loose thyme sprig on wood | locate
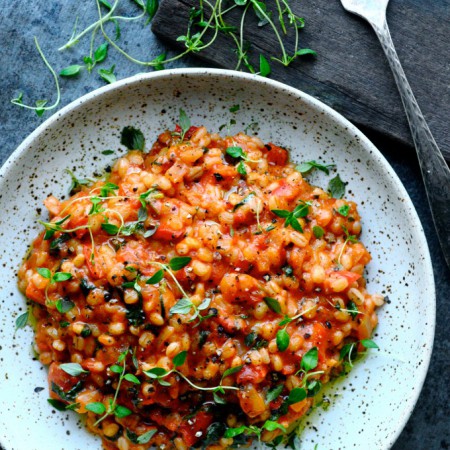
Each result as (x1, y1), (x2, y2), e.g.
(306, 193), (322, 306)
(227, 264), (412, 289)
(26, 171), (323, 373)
(12, 0), (315, 116)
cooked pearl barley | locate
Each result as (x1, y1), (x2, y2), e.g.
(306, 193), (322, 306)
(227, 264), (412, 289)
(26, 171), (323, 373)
(108, 322), (126, 335)
(103, 423), (119, 438)
(372, 293), (385, 306)
(149, 312), (164, 326)
(139, 332), (154, 348)
(330, 277), (349, 292)
(52, 340), (66, 351)
(348, 287), (365, 305)
(18, 127), (380, 449)
(98, 334), (115, 346)
(117, 437), (129, 450)
(124, 289), (139, 305)
(166, 342), (181, 359)
(253, 301), (269, 319)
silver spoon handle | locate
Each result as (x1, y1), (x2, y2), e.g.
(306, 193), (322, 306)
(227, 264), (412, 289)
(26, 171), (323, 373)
(371, 18), (450, 267)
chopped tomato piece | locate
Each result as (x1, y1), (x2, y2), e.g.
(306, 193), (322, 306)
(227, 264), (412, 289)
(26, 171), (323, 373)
(332, 270), (361, 284)
(210, 164), (237, 181)
(269, 396), (284, 411)
(237, 365), (269, 384)
(310, 322), (330, 362)
(153, 224), (185, 241)
(174, 125), (199, 140)
(323, 270), (361, 293)
(25, 282), (45, 305)
(48, 363), (80, 401)
(178, 411), (213, 447)
(83, 245), (105, 279)
(272, 180), (301, 201)
(216, 313), (248, 334)
(233, 207), (256, 226)
(264, 143), (289, 166)
(219, 273), (263, 305)
(68, 215), (89, 239)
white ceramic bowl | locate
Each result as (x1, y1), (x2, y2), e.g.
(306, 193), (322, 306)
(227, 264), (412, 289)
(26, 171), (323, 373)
(0, 69), (435, 450)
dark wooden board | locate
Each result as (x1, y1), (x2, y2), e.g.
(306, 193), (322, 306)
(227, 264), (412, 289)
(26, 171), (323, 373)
(152, 0), (450, 160)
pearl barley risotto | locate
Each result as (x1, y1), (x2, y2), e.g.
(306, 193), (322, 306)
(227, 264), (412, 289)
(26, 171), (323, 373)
(18, 117), (383, 450)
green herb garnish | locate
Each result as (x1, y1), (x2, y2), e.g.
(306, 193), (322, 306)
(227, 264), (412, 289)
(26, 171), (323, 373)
(59, 65), (83, 77)
(98, 64), (116, 84)
(15, 311), (29, 331)
(328, 174), (347, 199)
(263, 297), (282, 314)
(312, 225), (325, 238)
(178, 108), (191, 141)
(337, 204), (350, 217)
(120, 126), (145, 150)
(60, 363), (89, 377)
(271, 201), (311, 233)
(86, 348), (135, 425)
(144, 352), (241, 395)
(37, 268), (73, 306)
(296, 160), (334, 175)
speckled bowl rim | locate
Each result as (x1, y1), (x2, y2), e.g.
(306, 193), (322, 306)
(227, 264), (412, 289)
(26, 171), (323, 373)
(0, 68), (436, 449)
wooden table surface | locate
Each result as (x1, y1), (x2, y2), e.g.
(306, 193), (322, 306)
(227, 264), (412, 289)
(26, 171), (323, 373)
(153, 0), (450, 161)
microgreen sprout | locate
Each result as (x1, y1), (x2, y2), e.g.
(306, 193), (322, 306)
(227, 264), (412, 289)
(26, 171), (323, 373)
(271, 200), (311, 233)
(60, 65), (83, 77)
(87, 348), (136, 426)
(66, 169), (93, 194)
(337, 225), (359, 263)
(330, 299), (363, 319)
(337, 204), (350, 217)
(225, 419), (286, 441)
(340, 339), (379, 369)
(328, 174), (347, 199)
(147, 257), (214, 325)
(263, 297), (282, 314)
(98, 64), (117, 84)
(276, 305), (316, 352)
(178, 108), (191, 141)
(11, 37), (61, 117)
(144, 351), (241, 396)
(296, 160), (335, 176)
(284, 347), (325, 399)
(60, 363), (89, 377)
(312, 225), (325, 239)
(36, 268), (73, 307)
(14, 1), (315, 117)
(226, 146), (259, 164)
(126, 429), (157, 445)
(120, 126), (145, 150)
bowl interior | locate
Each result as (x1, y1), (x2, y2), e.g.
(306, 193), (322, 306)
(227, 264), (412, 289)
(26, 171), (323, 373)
(0, 69), (435, 450)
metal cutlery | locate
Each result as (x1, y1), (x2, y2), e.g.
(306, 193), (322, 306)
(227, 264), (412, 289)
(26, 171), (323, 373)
(340, 0), (450, 268)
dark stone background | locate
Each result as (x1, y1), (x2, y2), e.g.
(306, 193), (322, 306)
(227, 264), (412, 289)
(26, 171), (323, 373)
(0, 1), (448, 449)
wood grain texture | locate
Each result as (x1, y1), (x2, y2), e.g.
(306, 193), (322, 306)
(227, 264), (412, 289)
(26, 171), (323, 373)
(152, 0), (450, 160)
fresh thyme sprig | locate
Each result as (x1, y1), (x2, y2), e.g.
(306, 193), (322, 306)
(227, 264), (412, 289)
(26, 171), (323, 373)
(12, 0), (315, 116)
(271, 200), (311, 233)
(86, 348), (137, 426)
(11, 37), (61, 117)
(146, 257), (214, 325)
